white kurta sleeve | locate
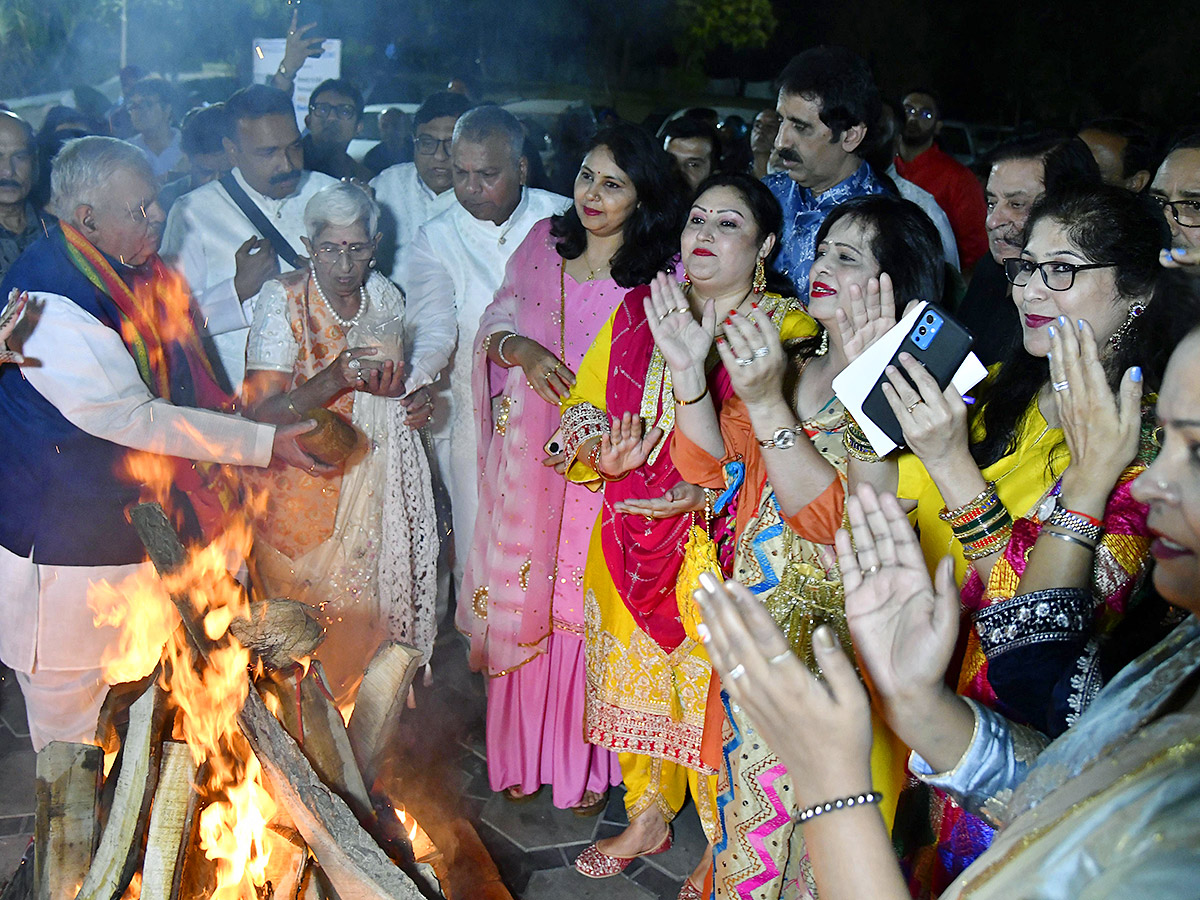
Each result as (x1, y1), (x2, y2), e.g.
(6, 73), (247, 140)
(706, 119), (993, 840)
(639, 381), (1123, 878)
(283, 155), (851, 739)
(245, 279), (299, 374)
(161, 201), (246, 336)
(401, 225), (458, 391)
(20, 293), (275, 466)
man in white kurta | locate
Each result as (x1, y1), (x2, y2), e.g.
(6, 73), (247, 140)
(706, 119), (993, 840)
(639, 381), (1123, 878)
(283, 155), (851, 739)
(161, 84), (336, 389)
(402, 106), (568, 595)
(370, 90), (471, 282)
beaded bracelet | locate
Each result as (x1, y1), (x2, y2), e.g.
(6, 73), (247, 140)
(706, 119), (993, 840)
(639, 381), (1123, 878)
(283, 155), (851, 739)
(794, 791), (882, 823)
(496, 332), (518, 367)
(842, 415), (881, 462)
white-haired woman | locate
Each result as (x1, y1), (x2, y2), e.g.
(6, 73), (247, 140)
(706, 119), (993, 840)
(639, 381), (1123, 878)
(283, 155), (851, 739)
(243, 181), (439, 703)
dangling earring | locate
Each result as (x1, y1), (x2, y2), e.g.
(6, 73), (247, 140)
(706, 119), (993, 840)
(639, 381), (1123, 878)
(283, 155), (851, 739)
(368, 257), (377, 268)
(1108, 300), (1147, 351)
(752, 257), (766, 294)
(816, 328), (829, 356)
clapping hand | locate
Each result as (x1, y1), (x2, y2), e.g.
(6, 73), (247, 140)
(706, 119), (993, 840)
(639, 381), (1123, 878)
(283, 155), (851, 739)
(835, 273), (897, 363)
(0, 290), (35, 364)
(714, 305), (786, 409)
(597, 411), (663, 480)
(692, 570), (874, 802)
(645, 271), (712, 378)
(1048, 316), (1142, 492)
(613, 480), (705, 518)
(836, 484), (959, 707)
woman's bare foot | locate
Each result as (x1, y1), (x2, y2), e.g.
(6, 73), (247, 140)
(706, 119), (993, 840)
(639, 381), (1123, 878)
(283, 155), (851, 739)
(593, 805), (670, 858)
(685, 843), (714, 891)
(572, 789), (605, 812)
(503, 785), (538, 802)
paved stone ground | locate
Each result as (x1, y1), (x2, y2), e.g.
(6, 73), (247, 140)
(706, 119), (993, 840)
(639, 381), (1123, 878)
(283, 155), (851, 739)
(0, 624), (703, 899)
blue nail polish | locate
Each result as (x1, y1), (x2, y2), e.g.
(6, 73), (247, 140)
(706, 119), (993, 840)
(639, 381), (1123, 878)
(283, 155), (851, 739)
(1047, 351), (1053, 361)
(1173, 247), (1187, 259)
(1058, 315), (1068, 325)
(1048, 325), (1056, 338)
(1131, 366), (1143, 382)
(1077, 319), (1085, 330)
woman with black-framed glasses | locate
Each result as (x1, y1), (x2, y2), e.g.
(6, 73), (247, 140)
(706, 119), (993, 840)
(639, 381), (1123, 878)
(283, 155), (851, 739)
(847, 182), (1200, 896)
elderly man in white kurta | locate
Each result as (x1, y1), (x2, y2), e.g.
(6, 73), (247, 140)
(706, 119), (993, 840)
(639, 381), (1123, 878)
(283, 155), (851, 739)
(402, 106), (568, 594)
(0, 137), (317, 750)
(161, 84), (336, 389)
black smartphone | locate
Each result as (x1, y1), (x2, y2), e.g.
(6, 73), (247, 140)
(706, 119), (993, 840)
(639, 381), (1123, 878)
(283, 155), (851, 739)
(860, 304), (974, 448)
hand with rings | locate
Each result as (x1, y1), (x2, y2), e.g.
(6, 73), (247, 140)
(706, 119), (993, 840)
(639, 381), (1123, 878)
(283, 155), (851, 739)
(879, 352), (970, 468)
(330, 347), (379, 391)
(1048, 315), (1144, 497)
(644, 271), (714, 387)
(400, 385), (435, 428)
(504, 334), (576, 403)
(715, 305), (788, 409)
(835, 483), (960, 711)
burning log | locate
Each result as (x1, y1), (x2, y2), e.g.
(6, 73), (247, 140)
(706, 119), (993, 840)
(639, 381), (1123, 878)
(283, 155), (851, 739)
(240, 689), (426, 900)
(259, 662), (374, 822)
(129, 503), (428, 900)
(347, 642), (423, 791)
(33, 742), (102, 900)
(139, 742), (199, 900)
(262, 825), (307, 900)
(228, 600), (324, 671)
(76, 684), (165, 900)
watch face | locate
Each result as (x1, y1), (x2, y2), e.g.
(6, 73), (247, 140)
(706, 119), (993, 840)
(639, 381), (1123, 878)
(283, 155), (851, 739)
(1037, 494), (1058, 522)
(774, 428), (797, 450)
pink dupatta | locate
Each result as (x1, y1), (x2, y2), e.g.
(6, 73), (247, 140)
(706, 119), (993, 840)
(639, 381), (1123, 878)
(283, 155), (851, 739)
(460, 219), (626, 675)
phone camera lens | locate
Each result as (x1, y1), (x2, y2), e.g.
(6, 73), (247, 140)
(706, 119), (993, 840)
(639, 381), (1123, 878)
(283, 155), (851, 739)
(925, 315), (935, 323)
(919, 327), (927, 335)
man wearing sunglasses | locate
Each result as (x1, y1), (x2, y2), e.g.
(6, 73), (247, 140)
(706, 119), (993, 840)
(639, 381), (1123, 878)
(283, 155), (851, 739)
(302, 78), (372, 182)
(894, 89), (988, 271)
(1150, 134), (1200, 252)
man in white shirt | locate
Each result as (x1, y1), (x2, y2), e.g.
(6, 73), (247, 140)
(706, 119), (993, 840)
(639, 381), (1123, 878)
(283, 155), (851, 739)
(371, 90), (472, 282)
(0, 137), (316, 749)
(403, 105), (568, 597)
(161, 84), (336, 389)
(127, 77), (185, 181)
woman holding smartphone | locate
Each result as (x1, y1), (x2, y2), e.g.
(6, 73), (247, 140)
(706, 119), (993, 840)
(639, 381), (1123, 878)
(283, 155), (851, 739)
(459, 125), (679, 814)
(847, 183), (1188, 896)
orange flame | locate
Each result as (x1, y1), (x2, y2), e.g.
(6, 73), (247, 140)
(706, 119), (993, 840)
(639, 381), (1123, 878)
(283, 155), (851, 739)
(88, 483), (275, 897)
(393, 808), (436, 859)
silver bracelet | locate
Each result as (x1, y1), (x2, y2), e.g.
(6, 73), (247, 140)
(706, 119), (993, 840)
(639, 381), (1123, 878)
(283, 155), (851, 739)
(1045, 507), (1103, 542)
(1042, 528), (1097, 552)
(496, 332), (518, 367)
(794, 790), (881, 823)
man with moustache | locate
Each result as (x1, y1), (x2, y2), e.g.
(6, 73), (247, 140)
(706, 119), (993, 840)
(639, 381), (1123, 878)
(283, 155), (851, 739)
(956, 134), (1102, 363)
(764, 46), (888, 297)
(0, 137), (317, 748)
(894, 89), (988, 270)
(0, 111), (52, 284)
(403, 105), (567, 598)
(161, 84), (336, 389)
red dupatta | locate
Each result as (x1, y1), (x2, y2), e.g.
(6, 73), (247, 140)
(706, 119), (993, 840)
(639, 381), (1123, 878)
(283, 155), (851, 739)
(600, 285), (736, 653)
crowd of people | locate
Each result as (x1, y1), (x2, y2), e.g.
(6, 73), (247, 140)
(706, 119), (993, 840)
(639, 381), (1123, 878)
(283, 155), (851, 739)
(1, 26), (1199, 900)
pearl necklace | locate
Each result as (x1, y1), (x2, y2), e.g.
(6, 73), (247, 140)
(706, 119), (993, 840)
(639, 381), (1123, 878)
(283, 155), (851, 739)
(311, 269), (367, 329)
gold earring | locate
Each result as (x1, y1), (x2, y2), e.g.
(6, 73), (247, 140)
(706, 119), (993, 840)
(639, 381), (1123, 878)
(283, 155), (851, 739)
(752, 258), (766, 294)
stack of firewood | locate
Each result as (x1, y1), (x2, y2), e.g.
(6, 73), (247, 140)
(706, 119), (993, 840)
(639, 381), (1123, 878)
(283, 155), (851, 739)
(4, 504), (513, 900)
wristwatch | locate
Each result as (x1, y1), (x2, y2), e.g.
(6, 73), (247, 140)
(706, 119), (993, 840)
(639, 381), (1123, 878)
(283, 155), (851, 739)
(758, 424), (801, 450)
(1035, 493), (1059, 523)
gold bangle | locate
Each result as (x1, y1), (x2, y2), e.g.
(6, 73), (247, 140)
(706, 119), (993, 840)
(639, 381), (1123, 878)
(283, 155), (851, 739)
(286, 395), (304, 419)
(675, 386), (709, 406)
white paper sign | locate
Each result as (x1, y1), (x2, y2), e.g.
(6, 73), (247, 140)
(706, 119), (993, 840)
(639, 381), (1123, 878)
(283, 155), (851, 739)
(251, 37), (342, 130)
(832, 301), (988, 456)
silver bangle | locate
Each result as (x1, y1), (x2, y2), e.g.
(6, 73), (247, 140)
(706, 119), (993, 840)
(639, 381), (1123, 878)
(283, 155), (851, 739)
(794, 790), (882, 823)
(1042, 528), (1097, 552)
(496, 332), (518, 367)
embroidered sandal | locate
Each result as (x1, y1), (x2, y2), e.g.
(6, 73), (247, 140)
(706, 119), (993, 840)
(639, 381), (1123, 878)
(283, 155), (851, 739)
(573, 827), (674, 878)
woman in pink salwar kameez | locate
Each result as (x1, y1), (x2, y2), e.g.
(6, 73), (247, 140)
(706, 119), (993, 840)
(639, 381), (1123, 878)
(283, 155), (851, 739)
(459, 124), (681, 811)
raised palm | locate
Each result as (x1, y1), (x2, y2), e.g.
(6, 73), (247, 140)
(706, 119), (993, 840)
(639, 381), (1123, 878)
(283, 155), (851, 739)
(0, 290), (32, 364)
(836, 273), (897, 364)
(644, 271), (712, 374)
(598, 410), (663, 479)
(835, 484), (958, 701)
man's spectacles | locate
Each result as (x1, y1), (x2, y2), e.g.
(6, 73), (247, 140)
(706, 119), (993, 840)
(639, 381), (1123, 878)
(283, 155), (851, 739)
(1003, 257), (1116, 291)
(414, 135), (453, 156)
(313, 243), (375, 263)
(309, 103), (358, 122)
(903, 105), (935, 121)
(1150, 196), (1200, 229)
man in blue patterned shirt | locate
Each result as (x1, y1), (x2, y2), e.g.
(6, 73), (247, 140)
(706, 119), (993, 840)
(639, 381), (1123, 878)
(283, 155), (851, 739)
(765, 47), (889, 298)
